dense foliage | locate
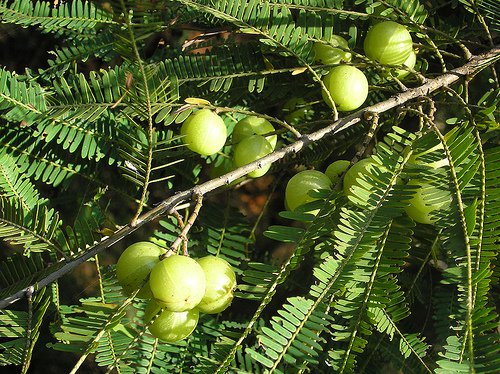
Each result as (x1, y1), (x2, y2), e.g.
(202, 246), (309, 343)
(0, 0), (498, 373)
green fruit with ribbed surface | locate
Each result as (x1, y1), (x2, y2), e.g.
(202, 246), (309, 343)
(233, 135), (274, 178)
(343, 158), (391, 207)
(394, 49), (416, 79)
(150, 255), (206, 312)
(197, 256), (236, 314)
(116, 242), (165, 299)
(233, 116), (277, 150)
(405, 180), (451, 224)
(181, 109), (227, 156)
(408, 142), (449, 169)
(144, 299), (199, 342)
(322, 65), (368, 111)
(325, 160), (350, 184)
(285, 170), (332, 213)
(364, 21), (413, 65)
(314, 35), (352, 65)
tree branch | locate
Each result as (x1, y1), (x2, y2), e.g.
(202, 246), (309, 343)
(0, 45), (498, 310)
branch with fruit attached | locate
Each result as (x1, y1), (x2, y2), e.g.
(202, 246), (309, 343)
(0, 45), (498, 310)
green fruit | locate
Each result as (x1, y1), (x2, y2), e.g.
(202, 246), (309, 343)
(408, 142), (449, 169)
(233, 116), (277, 149)
(322, 65), (369, 111)
(197, 256), (237, 314)
(285, 170), (332, 212)
(145, 300), (199, 342)
(364, 21), (413, 65)
(181, 109), (227, 156)
(404, 180), (450, 224)
(343, 159), (374, 197)
(283, 98), (313, 124)
(394, 50), (416, 79)
(313, 35), (352, 65)
(343, 158), (390, 207)
(233, 135), (274, 178)
(325, 160), (350, 184)
(116, 242), (165, 299)
(150, 255), (206, 312)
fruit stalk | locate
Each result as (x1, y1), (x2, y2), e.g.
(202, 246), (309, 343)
(164, 193), (204, 257)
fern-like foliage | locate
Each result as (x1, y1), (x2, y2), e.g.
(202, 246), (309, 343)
(0, 309), (27, 366)
(464, 0), (500, 32)
(0, 125), (92, 187)
(0, 0), (498, 372)
(49, 270), (144, 372)
(175, 0), (316, 63)
(153, 44), (269, 102)
(0, 288), (50, 371)
(245, 127), (417, 372)
(42, 32), (117, 79)
(0, 153), (48, 212)
(362, 0), (429, 24)
(434, 139), (500, 373)
(0, 0), (115, 34)
(358, 332), (429, 374)
(0, 68), (47, 125)
(0, 153), (62, 256)
(0, 151), (102, 258)
(50, 298), (129, 356)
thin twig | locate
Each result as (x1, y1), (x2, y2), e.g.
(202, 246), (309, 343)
(0, 46), (498, 310)
(165, 193), (204, 257)
(21, 286), (34, 374)
(215, 106), (302, 139)
(172, 210), (186, 229)
(353, 111), (379, 164)
(172, 209), (189, 254)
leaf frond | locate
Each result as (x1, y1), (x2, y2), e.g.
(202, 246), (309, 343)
(0, 0), (116, 34)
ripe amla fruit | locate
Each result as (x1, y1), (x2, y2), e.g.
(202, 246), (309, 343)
(116, 241), (166, 299)
(408, 141), (449, 169)
(181, 109), (227, 156)
(364, 21), (413, 65)
(150, 255), (206, 312)
(144, 299), (199, 342)
(233, 134), (274, 178)
(394, 50), (416, 79)
(233, 116), (277, 150)
(404, 180), (451, 224)
(313, 35), (352, 65)
(285, 170), (332, 213)
(322, 65), (368, 111)
(343, 158), (390, 207)
(197, 256), (237, 314)
(325, 160), (350, 185)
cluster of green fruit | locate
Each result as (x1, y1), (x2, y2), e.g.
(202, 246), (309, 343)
(317, 20), (415, 111)
(232, 115), (277, 177)
(116, 242), (236, 342)
(179, 22), (415, 161)
(182, 108), (278, 177)
(285, 149), (450, 225)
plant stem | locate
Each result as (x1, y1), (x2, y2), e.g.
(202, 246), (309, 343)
(165, 194), (204, 256)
